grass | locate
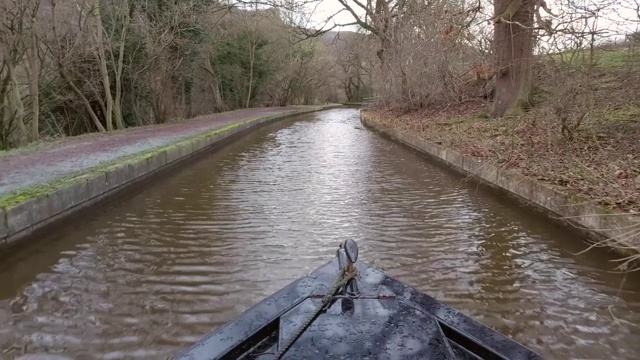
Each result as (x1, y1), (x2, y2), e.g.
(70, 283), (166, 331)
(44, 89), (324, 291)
(0, 120), (250, 210)
(382, 104), (639, 211)
(547, 47), (640, 69)
(0, 105), (333, 212)
(0, 105), (309, 158)
(366, 46), (640, 217)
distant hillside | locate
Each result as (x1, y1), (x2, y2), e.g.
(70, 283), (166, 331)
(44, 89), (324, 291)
(319, 30), (359, 46)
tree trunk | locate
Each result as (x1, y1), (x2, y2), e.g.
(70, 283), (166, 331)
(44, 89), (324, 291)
(1, 95), (13, 149)
(114, 2), (129, 130)
(93, 2), (114, 131)
(491, 0), (535, 118)
(51, 0), (106, 133)
(377, 35), (391, 65)
(7, 60), (27, 145)
(201, 58), (225, 112)
(246, 41), (256, 108)
(345, 77), (354, 101)
(28, 29), (40, 141)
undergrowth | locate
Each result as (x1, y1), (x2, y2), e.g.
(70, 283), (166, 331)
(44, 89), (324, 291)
(369, 57), (640, 215)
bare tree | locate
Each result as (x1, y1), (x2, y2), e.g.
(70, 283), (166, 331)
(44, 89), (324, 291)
(197, 6), (230, 112)
(109, 0), (131, 130)
(0, 0), (42, 148)
(91, 1), (116, 131)
(49, 0), (107, 132)
(0, 0), (349, 148)
(333, 31), (376, 102)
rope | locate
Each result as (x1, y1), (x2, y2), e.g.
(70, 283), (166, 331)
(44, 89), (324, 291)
(274, 267), (357, 359)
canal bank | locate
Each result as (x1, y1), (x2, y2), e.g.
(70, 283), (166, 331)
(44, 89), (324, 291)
(361, 111), (640, 258)
(0, 105), (340, 253)
(3, 108), (640, 359)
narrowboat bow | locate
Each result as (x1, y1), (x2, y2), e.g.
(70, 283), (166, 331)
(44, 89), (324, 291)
(177, 240), (543, 359)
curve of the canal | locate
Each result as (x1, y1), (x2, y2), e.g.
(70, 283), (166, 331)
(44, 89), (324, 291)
(1, 108), (640, 359)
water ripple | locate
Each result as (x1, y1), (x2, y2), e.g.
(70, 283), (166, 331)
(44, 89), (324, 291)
(1, 109), (640, 359)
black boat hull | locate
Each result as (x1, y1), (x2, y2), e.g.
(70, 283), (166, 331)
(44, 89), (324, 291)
(177, 259), (543, 359)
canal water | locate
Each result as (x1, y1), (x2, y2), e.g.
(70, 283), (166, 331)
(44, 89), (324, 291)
(1, 108), (640, 359)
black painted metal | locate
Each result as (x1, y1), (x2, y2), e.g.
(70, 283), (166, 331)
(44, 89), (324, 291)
(176, 259), (544, 360)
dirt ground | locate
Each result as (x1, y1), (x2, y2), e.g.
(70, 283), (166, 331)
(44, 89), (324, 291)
(365, 67), (640, 213)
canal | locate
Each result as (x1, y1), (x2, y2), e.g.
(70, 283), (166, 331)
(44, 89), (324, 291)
(1, 108), (640, 359)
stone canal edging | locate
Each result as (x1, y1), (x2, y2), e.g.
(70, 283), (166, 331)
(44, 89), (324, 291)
(0, 105), (340, 253)
(361, 111), (640, 257)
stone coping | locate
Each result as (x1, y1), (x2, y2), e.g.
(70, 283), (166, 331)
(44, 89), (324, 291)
(361, 111), (640, 258)
(0, 105), (340, 253)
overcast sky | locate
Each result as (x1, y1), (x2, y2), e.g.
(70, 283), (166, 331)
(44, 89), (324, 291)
(304, 0), (638, 41)
(307, 0), (362, 31)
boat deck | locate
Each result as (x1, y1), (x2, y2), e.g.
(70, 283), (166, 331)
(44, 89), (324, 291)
(177, 259), (542, 359)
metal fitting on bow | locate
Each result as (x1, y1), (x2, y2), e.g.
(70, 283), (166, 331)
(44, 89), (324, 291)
(337, 239), (360, 296)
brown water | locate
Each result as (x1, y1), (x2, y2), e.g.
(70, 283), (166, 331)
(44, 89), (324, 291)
(1, 108), (640, 359)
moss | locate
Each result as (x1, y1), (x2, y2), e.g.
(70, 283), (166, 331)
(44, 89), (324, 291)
(604, 105), (640, 122)
(0, 120), (250, 210)
(477, 111), (491, 119)
(0, 106), (330, 212)
(549, 48), (640, 70)
(0, 178), (77, 210)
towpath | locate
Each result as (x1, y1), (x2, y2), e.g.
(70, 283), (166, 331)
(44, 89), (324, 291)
(0, 106), (323, 199)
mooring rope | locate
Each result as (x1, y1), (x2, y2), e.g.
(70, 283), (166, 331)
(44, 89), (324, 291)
(274, 267), (357, 359)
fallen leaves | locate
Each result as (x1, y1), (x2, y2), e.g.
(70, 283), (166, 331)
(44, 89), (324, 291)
(368, 103), (640, 213)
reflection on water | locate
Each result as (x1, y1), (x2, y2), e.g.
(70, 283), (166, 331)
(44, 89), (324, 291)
(1, 108), (640, 359)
